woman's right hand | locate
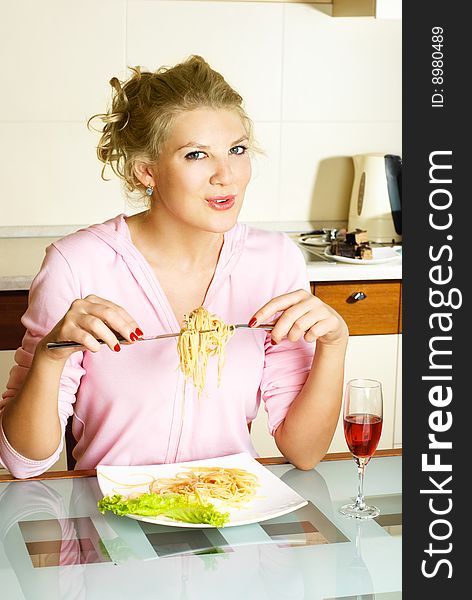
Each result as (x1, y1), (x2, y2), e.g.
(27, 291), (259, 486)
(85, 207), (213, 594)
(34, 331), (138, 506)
(36, 294), (143, 361)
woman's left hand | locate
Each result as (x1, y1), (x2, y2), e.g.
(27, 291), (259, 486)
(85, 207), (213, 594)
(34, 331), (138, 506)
(249, 289), (349, 346)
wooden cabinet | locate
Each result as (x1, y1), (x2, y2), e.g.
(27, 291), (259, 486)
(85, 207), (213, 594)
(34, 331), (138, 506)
(311, 280), (402, 335)
(0, 291), (28, 350)
(251, 279), (402, 457)
(316, 279), (402, 452)
(0, 291), (27, 475)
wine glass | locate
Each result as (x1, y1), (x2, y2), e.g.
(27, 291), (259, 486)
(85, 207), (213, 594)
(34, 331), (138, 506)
(339, 378), (383, 519)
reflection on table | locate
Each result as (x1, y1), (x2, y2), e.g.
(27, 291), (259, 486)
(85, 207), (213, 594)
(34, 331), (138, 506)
(0, 455), (401, 600)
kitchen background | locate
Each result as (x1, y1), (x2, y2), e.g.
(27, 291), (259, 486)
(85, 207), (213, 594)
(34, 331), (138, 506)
(0, 0), (402, 471)
(0, 0), (401, 231)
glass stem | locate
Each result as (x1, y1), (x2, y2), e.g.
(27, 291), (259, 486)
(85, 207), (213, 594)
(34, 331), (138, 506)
(354, 458), (367, 510)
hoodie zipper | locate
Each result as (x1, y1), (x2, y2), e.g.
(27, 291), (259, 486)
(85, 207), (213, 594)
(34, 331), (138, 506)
(86, 216), (247, 465)
(165, 372), (189, 463)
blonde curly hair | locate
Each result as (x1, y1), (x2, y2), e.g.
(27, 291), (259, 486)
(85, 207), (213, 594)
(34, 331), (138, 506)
(89, 55), (256, 202)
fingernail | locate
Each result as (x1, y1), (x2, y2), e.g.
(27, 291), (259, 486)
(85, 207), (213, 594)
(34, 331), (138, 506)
(135, 327), (143, 337)
(130, 332), (138, 342)
(114, 344), (121, 352)
(248, 317), (257, 328)
(270, 339), (277, 345)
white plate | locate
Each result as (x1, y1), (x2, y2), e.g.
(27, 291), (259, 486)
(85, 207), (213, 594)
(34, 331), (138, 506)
(324, 246), (402, 265)
(298, 236), (330, 247)
(97, 452), (307, 528)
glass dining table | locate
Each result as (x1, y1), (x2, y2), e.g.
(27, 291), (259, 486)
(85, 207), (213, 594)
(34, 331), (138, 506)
(0, 451), (401, 600)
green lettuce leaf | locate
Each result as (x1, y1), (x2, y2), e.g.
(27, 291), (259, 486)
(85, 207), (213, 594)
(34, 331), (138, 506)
(97, 493), (229, 527)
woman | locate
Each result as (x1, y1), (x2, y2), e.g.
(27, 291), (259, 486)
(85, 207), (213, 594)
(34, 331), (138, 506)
(0, 56), (348, 479)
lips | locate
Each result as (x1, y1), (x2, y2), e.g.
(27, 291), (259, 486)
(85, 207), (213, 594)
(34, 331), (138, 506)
(205, 195), (236, 211)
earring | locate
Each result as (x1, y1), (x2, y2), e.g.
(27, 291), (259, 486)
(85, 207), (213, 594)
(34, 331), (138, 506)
(145, 184), (154, 197)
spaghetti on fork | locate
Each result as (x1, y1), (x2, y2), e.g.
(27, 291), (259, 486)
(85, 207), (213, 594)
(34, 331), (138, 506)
(177, 306), (235, 396)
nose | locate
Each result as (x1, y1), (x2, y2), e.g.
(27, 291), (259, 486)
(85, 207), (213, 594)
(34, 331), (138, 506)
(209, 157), (233, 186)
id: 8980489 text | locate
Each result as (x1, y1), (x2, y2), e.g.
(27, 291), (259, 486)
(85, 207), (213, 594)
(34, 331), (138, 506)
(431, 26), (444, 109)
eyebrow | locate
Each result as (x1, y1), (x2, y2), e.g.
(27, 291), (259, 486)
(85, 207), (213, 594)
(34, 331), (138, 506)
(177, 136), (249, 151)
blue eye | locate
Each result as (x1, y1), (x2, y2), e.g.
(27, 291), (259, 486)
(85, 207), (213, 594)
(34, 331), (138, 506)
(229, 145), (248, 155)
(185, 151), (206, 160)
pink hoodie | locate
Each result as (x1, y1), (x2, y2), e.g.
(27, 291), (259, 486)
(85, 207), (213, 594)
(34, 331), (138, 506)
(0, 215), (314, 478)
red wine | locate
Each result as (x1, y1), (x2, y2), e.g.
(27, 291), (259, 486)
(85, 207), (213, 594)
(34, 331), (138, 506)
(344, 413), (382, 458)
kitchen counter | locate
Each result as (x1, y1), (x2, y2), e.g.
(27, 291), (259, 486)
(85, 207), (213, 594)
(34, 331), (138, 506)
(0, 233), (402, 292)
(298, 245), (402, 282)
(307, 260), (401, 282)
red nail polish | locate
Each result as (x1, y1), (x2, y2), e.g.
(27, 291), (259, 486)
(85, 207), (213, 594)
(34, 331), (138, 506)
(248, 317), (257, 328)
(114, 344), (121, 352)
(270, 339), (277, 345)
(130, 332), (138, 342)
(135, 327), (143, 337)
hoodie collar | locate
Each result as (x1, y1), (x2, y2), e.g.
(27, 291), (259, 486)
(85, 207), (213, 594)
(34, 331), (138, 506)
(83, 214), (248, 326)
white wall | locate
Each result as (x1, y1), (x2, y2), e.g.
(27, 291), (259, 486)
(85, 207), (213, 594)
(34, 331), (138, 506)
(0, 1), (401, 229)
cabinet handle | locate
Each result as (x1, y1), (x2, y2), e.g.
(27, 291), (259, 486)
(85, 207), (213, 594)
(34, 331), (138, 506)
(347, 291), (367, 303)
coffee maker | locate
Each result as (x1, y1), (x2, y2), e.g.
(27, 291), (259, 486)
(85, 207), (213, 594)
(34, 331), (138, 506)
(347, 154), (402, 244)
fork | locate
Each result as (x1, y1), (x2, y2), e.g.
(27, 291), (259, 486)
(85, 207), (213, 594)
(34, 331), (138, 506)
(46, 324), (274, 349)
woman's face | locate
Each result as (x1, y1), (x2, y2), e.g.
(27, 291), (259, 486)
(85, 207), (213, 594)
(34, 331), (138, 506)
(151, 108), (252, 233)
